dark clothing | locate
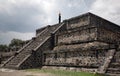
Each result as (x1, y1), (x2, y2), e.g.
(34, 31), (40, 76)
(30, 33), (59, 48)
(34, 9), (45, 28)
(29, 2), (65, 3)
(0, 57), (2, 64)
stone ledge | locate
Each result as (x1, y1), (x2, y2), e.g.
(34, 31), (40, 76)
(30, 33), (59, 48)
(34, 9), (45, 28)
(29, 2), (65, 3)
(42, 66), (97, 73)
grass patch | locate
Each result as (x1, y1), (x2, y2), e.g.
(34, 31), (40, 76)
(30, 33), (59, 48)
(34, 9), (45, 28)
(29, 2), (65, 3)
(26, 68), (105, 76)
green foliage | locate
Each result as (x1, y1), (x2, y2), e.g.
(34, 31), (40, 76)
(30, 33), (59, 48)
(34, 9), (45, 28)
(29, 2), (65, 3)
(9, 38), (25, 51)
(9, 38), (24, 47)
(26, 69), (105, 76)
(0, 44), (9, 52)
(0, 38), (25, 52)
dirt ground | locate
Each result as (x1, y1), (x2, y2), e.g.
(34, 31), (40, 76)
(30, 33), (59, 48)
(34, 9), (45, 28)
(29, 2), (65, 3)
(0, 68), (53, 76)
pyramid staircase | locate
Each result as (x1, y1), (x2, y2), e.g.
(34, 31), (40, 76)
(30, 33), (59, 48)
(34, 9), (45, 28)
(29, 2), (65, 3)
(1, 23), (64, 69)
(98, 49), (116, 74)
(97, 47), (120, 76)
(105, 50), (120, 76)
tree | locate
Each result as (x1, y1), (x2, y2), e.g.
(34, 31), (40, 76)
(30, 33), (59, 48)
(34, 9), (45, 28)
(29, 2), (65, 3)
(0, 44), (8, 52)
(9, 39), (25, 51)
(0, 39), (26, 52)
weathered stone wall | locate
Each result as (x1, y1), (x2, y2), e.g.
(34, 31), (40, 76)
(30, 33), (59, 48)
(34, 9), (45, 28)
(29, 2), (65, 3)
(90, 13), (120, 44)
(53, 42), (110, 51)
(42, 66), (97, 73)
(90, 13), (120, 34)
(44, 50), (107, 68)
(0, 52), (15, 64)
(66, 14), (90, 30)
(113, 51), (120, 62)
(97, 28), (120, 43)
(42, 13), (120, 72)
(56, 28), (97, 45)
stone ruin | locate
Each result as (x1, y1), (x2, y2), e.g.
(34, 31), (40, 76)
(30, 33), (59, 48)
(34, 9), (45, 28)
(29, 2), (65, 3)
(0, 12), (120, 76)
(0, 52), (15, 64)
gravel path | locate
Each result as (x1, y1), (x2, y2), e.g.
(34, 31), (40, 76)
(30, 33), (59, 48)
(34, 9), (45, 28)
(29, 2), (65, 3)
(0, 68), (53, 76)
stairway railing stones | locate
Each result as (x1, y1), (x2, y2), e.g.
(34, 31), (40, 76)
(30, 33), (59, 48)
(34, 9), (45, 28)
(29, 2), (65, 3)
(17, 37), (51, 68)
(1, 27), (49, 68)
(0, 55), (14, 67)
(16, 54), (31, 69)
(36, 26), (49, 38)
(16, 23), (65, 69)
(14, 28), (50, 66)
(34, 37), (51, 51)
(2, 22), (65, 69)
(52, 23), (65, 34)
(0, 40), (33, 67)
(17, 40), (33, 54)
(97, 49), (116, 74)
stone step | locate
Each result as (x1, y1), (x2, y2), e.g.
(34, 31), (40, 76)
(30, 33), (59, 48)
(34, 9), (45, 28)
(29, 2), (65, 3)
(111, 62), (120, 66)
(3, 27), (51, 69)
(2, 23), (63, 69)
(105, 73), (120, 76)
(107, 68), (120, 71)
(5, 35), (49, 64)
(109, 63), (120, 68)
(106, 71), (120, 74)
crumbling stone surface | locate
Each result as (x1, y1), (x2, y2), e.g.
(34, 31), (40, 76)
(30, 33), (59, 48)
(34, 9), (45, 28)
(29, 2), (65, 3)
(44, 50), (107, 67)
(57, 28), (96, 45)
(42, 66), (97, 73)
(66, 14), (90, 30)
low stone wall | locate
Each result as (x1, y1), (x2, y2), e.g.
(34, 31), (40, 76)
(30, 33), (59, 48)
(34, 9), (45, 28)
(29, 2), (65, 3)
(42, 66), (97, 73)
(18, 54), (35, 69)
(57, 28), (97, 45)
(53, 42), (109, 51)
(113, 50), (120, 62)
(66, 14), (90, 30)
(97, 28), (120, 44)
(43, 49), (108, 68)
(0, 52), (15, 64)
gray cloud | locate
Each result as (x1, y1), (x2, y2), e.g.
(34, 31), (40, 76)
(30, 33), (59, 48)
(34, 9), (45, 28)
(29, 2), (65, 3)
(89, 0), (120, 25)
(0, 0), (92, 33)
(0, 31), (35, 45)
(0, 0), (46, 32)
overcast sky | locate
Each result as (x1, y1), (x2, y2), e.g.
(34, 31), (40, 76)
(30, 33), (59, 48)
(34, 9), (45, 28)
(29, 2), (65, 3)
(0, 0), (120, 45)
